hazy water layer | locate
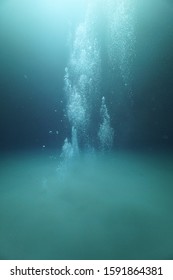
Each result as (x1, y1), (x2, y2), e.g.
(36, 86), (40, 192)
(0, 150), (173, 260)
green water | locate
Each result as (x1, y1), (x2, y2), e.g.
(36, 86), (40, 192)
(0, 150), (173, 260)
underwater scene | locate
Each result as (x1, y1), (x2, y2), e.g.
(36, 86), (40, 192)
(0, 0), (173, 260)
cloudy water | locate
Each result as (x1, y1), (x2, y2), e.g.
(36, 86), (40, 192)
(0, 0), (173, 259)
(0, 150), (173, 260)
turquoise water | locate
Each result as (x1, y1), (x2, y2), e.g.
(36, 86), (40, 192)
(0, 0), (173, 261)
(0, 150), (173, 260)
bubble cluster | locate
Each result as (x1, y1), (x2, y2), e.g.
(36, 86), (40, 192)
(98, 97), (114, 151)
(58, 0), (135, 171)
(63, 2), (101, 152)
(105, 0), (136, 89)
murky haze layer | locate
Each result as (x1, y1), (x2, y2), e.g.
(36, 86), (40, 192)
(0, 150), (173, 260)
